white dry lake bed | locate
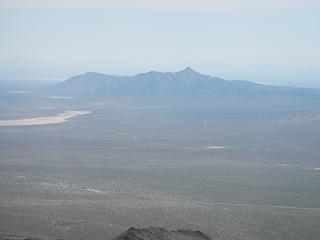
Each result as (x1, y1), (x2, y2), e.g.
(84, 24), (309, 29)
(0, 110), (91, 127)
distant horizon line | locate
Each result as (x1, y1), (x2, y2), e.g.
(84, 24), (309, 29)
(0, 76), (65, 81)
(0, 66), (203, 81)
(0, 67), (319, 90)
(0, 67), (241, 82)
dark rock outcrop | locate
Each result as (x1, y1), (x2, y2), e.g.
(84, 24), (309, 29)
(113, 227), (217, 240)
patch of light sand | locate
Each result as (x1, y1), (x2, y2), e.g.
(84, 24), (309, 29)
(48, 96), (72, 100)
(8, 91), (30, 94)
(0, 110), (90, 127)
(85, 188), (105, 194)
(204, 145), (227, 150)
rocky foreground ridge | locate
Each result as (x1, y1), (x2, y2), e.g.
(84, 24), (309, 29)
(113, 227), (217, 240)
(3, 227), (217, 240)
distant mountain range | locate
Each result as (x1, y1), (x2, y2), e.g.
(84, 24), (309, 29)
(44, 67), (320, 100)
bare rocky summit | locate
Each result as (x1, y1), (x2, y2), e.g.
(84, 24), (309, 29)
(2, 227), (217, 240)
(113, 227), (218, 240)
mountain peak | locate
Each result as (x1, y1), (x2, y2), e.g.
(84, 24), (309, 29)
(176, 67), (200, 76)
(182, 66), (197, 73)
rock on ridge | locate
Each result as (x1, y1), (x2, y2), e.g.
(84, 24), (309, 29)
(113, 227), (217, 240)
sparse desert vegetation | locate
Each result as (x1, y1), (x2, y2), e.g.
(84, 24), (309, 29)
(1, 77), (320, 239)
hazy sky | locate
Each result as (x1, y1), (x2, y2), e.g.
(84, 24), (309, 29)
(1, 0), (320, 87)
